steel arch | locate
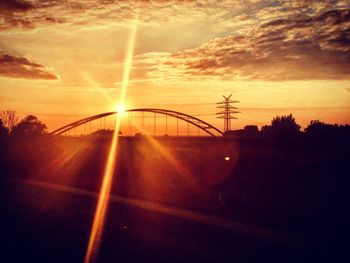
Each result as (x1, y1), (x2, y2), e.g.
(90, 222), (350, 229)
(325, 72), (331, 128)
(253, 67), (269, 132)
(50, 108), (223, 137)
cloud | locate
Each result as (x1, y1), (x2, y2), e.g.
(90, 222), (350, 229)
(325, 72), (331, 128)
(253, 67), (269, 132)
(0, 51), (58, 80)
(0, 0), (33, 12)
(0, 0), (262, 31)
(0, 0), (347, 34)
(134, 9), (350, 81)
(0, 0), (200, 30)
(1, 1), (348, 82)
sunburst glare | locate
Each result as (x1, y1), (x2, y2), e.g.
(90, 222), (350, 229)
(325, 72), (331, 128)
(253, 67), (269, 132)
(84, 11), (139, 263)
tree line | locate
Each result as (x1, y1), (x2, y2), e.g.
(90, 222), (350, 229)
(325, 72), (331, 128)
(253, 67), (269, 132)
(0, 110), (47, 139)
(1, 110), (349, 143)
(226, 114), (349, 149)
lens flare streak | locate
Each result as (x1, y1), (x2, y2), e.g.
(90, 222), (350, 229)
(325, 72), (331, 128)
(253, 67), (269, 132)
(84, 14), (139, 263)
(84, 116), (121, 263)
(131, 122), (203, 194)
(120, 17), (138, 104)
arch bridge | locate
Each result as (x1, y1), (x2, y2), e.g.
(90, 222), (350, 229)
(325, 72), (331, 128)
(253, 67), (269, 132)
(51, 108), (223, 137)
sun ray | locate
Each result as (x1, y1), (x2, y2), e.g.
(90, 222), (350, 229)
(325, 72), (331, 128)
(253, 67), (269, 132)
(83, 115), (121, 263)
(79, 71), (113, 103)
(84, 12), (139, 263)
(130, 121), (204, 196)
(119, 17), (138, 105)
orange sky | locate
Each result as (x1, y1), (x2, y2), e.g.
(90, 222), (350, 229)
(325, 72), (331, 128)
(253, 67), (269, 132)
(1, 0), (349, 132)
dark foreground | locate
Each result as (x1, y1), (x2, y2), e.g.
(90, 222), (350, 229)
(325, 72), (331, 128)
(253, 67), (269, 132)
(1, 135), (349, 262)
(1, 178), (317, 263)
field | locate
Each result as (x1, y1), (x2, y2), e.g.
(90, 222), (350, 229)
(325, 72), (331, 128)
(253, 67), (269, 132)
(1, 135), (348, 262)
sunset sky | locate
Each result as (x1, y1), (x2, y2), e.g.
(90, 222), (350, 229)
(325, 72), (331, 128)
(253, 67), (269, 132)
(0, 0), (349, 132)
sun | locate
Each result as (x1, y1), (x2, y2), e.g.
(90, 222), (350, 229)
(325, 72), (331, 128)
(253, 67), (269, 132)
(116, 104), (126, 114)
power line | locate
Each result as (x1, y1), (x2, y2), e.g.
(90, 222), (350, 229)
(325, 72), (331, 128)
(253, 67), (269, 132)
(139, 103), (216, 107)
(193, 113), (217, 117)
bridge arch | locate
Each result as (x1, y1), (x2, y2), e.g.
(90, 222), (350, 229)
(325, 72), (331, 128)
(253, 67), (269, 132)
(51, 108), (223, 137)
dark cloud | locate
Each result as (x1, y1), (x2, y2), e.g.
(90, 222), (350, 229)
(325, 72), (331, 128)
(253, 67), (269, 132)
(0, 0), (33, 12)
(0, 0), (67, 30)
(137, 8), (350, 81)
(0, 51), (58, 80)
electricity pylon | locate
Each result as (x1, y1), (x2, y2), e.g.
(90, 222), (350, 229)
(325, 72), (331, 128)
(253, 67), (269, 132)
(216, 94), (239, 132)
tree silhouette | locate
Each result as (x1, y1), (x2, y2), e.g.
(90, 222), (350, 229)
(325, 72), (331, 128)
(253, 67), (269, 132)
(0, 119), (8, 139)
(260, 124), (271, 136)
(90, 129), (114, 136)
(12, 115), (47, 137)
(243, 125), (259, 136)
(0, 110), (19, 132)
(266, 114), (300, 137)
(304, 120), (336, 136)
(262, 114), (301, 148)
(304, 120), (350, 150)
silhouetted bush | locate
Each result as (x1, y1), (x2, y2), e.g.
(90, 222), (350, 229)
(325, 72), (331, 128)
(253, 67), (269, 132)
(243, 125), (259, 136)
(11, 115), (47, 137)
(261, 114), (301, 149)
(0, 119), (9, 176)
(270, 114), (300, 136)
(0, 119), (8, 140)
(304, 120), (350, 151)
(1, 115), (55, 178)
(0, 110), (19, 132)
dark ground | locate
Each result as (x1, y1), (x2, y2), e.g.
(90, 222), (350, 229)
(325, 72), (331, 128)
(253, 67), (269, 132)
(1, 179), (315, 263)
(0, 135), (349, 262)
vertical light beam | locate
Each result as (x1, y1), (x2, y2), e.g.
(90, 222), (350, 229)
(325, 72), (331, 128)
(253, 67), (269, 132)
(120, 17), (138, 105)
(84, 14), (139, 263)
